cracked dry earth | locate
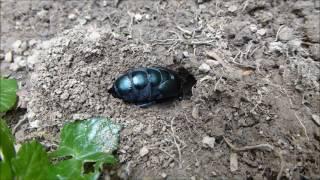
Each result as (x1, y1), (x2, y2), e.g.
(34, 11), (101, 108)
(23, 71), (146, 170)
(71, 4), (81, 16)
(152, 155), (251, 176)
(1, 0), (320, 179)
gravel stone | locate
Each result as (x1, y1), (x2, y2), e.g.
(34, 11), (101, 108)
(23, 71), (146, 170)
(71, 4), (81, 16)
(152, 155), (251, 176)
(4, 51), (13, 63)
(9, 63), (19, 71)
(278, 26), (295, 41)
(182, 51), (189, 58)
(12, 40), (22, 52)
(257, 29), (267, 36)
(202, 136), (215, 148)
(305, 15), (320, 43)
(139, 146), (149, 157)
(144, 125), (153, 136)
(28, 39), (38, 47)
(199, 63), (211, 73)
(311, 114), (320, 126)
(228, 5), (238, 12)
(68, 13), (77, 20)
(249, 24), (258, 32)
(205, 59), (220, 67)
(310, 44), (320, 61)
(269, 41), (286, 53)
(60, 91), (70, 100)
(230, 153), (238, 172)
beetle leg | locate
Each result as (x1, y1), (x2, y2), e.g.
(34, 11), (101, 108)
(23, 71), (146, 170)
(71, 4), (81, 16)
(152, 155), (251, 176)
(136, 101), (156, 108)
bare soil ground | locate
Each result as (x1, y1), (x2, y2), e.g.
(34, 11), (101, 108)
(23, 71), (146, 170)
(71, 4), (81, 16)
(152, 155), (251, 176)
(1, 0), (320, 179)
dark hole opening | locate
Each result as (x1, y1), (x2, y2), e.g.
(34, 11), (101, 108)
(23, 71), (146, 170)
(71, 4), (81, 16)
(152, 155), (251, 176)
(175, 67), (197, 100)
(83, 162), (95, 174)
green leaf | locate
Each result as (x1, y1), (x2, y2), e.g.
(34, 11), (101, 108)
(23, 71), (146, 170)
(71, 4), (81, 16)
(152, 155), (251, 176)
(11, 141), (50, 180)
(50, 117), (120, 168)
(0, 161), (13, 180)
(48, 159), (99, 180)
(0, 119), (15, 180)
(0, 119), (15, 162)
(0, 78), (18, 113)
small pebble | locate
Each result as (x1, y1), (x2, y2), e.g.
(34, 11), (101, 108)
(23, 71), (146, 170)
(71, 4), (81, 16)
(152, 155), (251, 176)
(27, 52), (39, 69)
(278, 26), (295, 41)
(269, 41), (286, 53)
(60, 91), (70, 100)
(134, 14), (143, 22)
(29, 120), (40, 128)
(310, 44), (320, 61)
(12, 40), (22, 52)
(228, 5), (238, 12)
(28, 39), (38, 47)
(84, 15), (91, 20)
(145, 14), (151, 20)
(37, 9), (48, 19)
(205, 59), (220, 67)
(202, 136), (215, 149)
(88, 31), (101, 41)
(288, 39), (302, 50)
(199, 63), (211, 73)
(257, 29), (267, 36)
(9, 63), (19, 71)
(192, 104), (200, 119)
(17, 58), (27, 67)
(169, 162), (175, 168)
(311, 114), (320, 126)
(133, 123), (144, 133)
(78, 19), (87, 25)
(197, 0), (204, 3)
(68, 13), (77, 20)
(102, 0), (107, 6)
(230, 153), (238, 172)
(199, 4), (206, 9)
(160, 173), (167, 178)
(4, 51), (13, 63)
(249, 24), (258, 32)
(144, 125), (153, 136)
(212, 171), (217, 176)
(182, 51), (189, 58)
(20, 41), (28, 52)
(139, 146), (149, 157)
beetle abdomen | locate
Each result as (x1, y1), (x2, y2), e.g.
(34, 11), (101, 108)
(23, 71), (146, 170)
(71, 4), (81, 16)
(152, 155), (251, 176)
(109, 67), (182, 105)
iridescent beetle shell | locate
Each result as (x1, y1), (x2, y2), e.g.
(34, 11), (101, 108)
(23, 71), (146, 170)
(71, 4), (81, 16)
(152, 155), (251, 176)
(108, 67), (182, 106)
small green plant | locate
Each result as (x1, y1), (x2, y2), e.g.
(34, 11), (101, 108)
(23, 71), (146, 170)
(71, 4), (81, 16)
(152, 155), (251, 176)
(0, 118), (121, 180)
(0, 77), (121, 180)
(0, 78), (18, 113)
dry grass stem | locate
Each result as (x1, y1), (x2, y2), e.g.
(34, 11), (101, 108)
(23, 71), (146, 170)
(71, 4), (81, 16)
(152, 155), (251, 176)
(224, 137), (285, 180)
(294, 112), (310, 141)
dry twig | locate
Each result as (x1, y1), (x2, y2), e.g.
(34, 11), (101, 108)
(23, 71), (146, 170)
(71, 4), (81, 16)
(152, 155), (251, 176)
(170, 117), (183, 168)
(214, 76), (222, 92)
(224, 137), (284, 180)
(159, 148), (180, 164)
(176, 25), (193, 36)
(224, 137), (274, 152)
(275, 25), (285, 41)
(294, 112), (310, 141)
(13, 115), (28, 134)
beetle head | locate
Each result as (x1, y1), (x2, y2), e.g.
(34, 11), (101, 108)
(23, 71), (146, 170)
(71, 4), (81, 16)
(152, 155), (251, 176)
(108, 86), (119, 98)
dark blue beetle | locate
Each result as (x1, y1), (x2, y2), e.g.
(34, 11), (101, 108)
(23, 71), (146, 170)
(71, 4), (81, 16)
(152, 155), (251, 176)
(108, 67), (182, 107)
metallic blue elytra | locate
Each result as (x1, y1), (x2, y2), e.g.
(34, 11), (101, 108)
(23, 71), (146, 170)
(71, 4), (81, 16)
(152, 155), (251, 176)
(108, 67), (182, 107)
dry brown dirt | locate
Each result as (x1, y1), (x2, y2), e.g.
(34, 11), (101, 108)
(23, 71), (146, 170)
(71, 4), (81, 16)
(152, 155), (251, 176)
(1, 0), (319, 179)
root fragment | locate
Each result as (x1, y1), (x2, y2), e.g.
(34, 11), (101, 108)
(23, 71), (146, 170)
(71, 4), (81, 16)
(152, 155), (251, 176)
(294, 112), (310, 141)
(224, 137), (284, 180)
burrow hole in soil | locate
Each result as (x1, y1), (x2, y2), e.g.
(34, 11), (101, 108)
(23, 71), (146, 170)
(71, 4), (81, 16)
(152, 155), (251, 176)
(175, 66), (197, 100)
